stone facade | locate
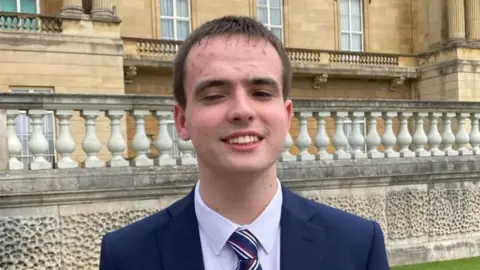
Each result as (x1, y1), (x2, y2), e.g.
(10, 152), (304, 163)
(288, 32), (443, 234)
(1, 157), (480, 268)
(3, 0), (480, 158)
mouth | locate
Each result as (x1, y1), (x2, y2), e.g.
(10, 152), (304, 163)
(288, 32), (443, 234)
(221, 134), (264, 145)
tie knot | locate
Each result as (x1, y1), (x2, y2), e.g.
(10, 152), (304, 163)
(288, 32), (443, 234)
(227, 228), (260, 260)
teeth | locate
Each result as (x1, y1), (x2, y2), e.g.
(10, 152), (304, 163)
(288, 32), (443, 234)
(227, 135), (260, 144)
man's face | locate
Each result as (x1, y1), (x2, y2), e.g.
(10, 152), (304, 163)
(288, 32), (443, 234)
(174, 34), (292, 175)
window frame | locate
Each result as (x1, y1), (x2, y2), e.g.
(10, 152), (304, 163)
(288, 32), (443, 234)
(0, 0), (40, 13)
(256, 0), (284, 42)
(339, 0), (365, 52)
(160, 0), (191, 41)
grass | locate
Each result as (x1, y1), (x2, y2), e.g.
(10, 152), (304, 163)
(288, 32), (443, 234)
(391, 257), (480, 270)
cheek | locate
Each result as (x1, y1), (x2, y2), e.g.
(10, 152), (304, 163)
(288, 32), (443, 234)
(187, 111), (218, 138)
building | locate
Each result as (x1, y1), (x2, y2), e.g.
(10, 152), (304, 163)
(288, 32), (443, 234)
(2, 1), (480, 269)
(1, 0), (479, 164)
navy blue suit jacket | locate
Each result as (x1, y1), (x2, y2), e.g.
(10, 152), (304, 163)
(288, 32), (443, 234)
(99, 185), (390, 269)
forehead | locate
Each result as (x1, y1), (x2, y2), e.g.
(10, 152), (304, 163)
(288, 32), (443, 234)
(184, 34), (283, 79)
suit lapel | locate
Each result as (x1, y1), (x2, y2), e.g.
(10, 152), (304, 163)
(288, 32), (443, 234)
(280, 186), (325, 270)
(156, 188), (205, 270)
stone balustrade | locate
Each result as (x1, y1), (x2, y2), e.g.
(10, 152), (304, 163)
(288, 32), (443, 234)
(122, 38), (420, 79)
(0, 12), (62, 33)
(2, 93), (480, 268)
(2, 93), (480, 172)
(329, 51), (399, 66)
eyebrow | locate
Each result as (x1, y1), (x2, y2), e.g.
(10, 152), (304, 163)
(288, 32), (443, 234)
(193, 77), (280, 96)
(249, 77), (279, 90)
(194, 79), (229, 96)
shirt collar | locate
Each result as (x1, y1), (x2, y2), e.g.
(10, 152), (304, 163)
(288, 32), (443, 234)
(194, 179), (282, 255)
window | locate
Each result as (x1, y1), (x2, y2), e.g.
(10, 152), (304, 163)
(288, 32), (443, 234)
(160, 0), (190, 41)
(257, 0), (283, 41)
(340, 0), (363, 51)
(11, 88), (55, 169)
(0, 0), (39, 13)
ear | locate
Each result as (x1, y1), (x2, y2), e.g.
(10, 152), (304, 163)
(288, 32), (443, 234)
(284, 99), (293, 131)
(173, 104), (191, 141)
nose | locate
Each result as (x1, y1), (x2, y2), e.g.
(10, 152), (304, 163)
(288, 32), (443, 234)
(227, 88), (255, 124)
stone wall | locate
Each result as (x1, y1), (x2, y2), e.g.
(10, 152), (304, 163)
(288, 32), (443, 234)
(1, 156), (480, 269)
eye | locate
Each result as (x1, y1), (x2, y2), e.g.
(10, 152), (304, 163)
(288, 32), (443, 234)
(253, 90), (273, 98)
(203, 94), (224, 101)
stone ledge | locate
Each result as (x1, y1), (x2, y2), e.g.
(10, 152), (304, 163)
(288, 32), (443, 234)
(388, 238), (480, 266)
(1, 156), (480, 207)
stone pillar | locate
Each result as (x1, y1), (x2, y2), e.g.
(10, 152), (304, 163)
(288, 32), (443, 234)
(447, 0), (466, 42)
(428, 0), (444, 48)
(59, 0), (86, 18)
(465, 0), (480, 41)
(91, 0), (116, 20)
(0, 110), (8, 170)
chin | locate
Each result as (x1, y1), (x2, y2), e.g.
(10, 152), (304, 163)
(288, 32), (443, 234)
(222, 160), (276, 174)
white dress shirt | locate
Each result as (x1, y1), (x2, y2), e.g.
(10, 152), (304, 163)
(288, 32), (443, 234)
(194, 179), (282, 270)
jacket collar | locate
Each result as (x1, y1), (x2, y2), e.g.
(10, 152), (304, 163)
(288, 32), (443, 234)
(155, 184), (325, 270)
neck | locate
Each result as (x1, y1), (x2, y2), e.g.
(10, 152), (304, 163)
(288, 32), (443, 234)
(198, 166), (279, 225)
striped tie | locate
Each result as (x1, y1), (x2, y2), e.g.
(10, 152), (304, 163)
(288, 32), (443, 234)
(227, 228), (263, 270)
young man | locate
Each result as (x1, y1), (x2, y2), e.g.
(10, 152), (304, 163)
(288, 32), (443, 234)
(99, 16), (390, 270)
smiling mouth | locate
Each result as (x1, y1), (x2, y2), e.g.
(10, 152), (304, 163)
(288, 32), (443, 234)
(221, 135), (264, 145)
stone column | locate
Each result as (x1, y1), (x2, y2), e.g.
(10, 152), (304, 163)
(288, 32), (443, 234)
(465, 0), (480, 41)
(59, 0), (86, 18)
(428, 0), (444, 48)
(447, 0), (466, 42)
(0, 110), (8, 170)
(91, 0), (116, 20)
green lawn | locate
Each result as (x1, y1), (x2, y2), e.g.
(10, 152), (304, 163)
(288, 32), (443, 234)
(391, 257), (480, 270)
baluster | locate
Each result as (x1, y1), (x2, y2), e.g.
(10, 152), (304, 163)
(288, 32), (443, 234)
(295, 112), (315, 161)
(427, 112), (444, 156)
(6, 110), (23, 170)
(412, 112), (429, 157)
(153, 111), (176, 165)
(365, 112), (383, 158)
(130, 110), (153, 167)
(177, 137), (197, 165)
(456, 113), (472, 155)
(332, 112), (350, 159)
(397, 112), (414, 157)
(81, 110), (104, 168)
(55, 110), (77, 169)
(314, 112), (332, 160)
(27, 110), (51, 170)
(441, 112), (458, 156)
(106, 110), (128, 167)
(280, 131), (296, 162)
(470, 113), (480, 155)
(348, 112), (366, 159)
(381, 112), (399, 158)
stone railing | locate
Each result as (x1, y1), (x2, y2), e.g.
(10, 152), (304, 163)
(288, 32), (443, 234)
(0, 12), (62, 33)
(288, 49), (399, 66)
(329, 50), (399, 65)
(2, 94), (480, 268)
(2, 93), (480, 171)
(122, 38), (419, 78)
(135, 38), (182, 55)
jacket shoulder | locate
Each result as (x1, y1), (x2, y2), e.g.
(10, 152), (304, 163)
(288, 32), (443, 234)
(99, 195), (191, 269)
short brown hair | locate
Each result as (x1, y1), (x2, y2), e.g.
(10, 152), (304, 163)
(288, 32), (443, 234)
(172, 15), (292, 109)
